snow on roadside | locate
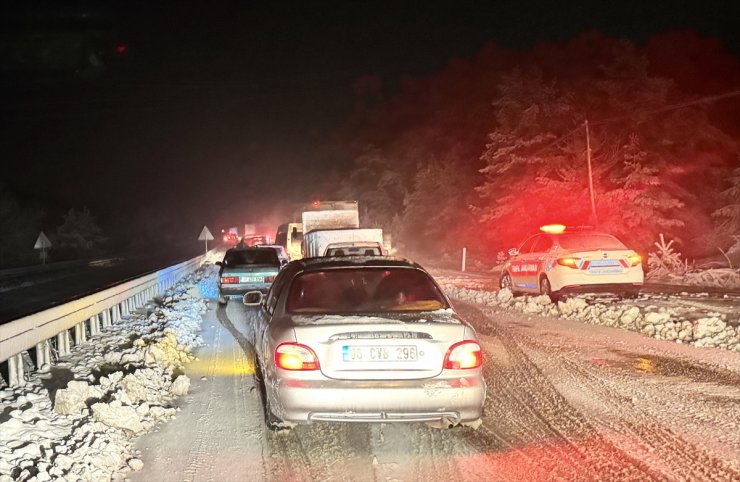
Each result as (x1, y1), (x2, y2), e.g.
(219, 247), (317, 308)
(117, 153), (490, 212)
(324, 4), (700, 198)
(439, 281), (740, 353)
(0, 267), (215, 482)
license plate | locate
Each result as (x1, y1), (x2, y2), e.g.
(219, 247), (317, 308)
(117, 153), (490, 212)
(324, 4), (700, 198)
(589, 267), (624, 274)
(589, 259), (620, 267)
(239, 276), (263, 283)
(342, 345), (418, 362)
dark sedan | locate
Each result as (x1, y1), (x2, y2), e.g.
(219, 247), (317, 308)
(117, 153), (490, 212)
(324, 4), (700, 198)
(216, 247), (282, 305)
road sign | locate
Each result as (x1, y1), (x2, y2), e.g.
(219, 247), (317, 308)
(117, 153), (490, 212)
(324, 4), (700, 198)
(34, 231), (52, 264)
(198, 226), (214, 241)
(34, 231), (52, 249)
(198, 226), (214, 254)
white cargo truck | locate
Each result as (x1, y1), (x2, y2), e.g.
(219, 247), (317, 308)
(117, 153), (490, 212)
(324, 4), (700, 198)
(301, 200), (360, 234)
(303, 228), (385, 258)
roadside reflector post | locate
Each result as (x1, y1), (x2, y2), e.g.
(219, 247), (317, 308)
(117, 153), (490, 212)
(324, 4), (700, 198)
(462, 247), (467, 272)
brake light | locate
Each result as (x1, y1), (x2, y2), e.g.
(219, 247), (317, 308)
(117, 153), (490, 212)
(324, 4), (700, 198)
(221, 276), (239, 284)
(275, 343), (320, 370)
(557, 257), (581, 268)
(443, 341), (482, 369)
(264, 275), (276, 283)
(628, 254), (641, 267)
(540, 224), (566, 234)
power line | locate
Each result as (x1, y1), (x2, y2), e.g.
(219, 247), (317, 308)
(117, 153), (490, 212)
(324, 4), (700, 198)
(591, 89), (740, 126)
(511, 88), (740, 158)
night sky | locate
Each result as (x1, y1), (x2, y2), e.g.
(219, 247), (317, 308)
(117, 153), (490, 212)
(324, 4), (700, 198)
(2, 0), (739, 237)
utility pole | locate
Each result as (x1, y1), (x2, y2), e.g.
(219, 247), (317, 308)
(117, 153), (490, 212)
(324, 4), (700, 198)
(584, 119), (598, 226)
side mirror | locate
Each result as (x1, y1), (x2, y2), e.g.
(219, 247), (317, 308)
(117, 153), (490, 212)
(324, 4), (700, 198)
(507, 248), (519, 257)
(243, 291), (263, 306)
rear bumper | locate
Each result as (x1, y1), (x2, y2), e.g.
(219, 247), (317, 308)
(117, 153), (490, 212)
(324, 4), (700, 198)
(557, 282), (643, 295)
(269, 374), (486, 424)
(549, 266), (643, 293)
(219, 284), (270, 299)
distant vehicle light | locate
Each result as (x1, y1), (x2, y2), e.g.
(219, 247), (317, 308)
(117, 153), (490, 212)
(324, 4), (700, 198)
(221, 276), (239, 284)
(311, 200), (320, 207)
(275, 343), (320, 370)
(628, 254), (642, 266)
(540, 224), (567, 234)
(114, 43), (128, 54)
(443, 341), (482, 369)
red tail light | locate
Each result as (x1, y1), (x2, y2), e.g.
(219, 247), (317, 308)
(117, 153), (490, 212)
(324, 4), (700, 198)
(275, 343), (320, 370)
(264, 275), (276, 283)
(221, 276), (239, 284)
(557, 257), (581, 269)
(443, 341), (482, 369)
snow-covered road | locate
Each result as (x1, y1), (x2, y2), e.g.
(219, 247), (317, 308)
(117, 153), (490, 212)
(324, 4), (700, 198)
(2, 262), (738, 481)
(130, 294), (740, 481)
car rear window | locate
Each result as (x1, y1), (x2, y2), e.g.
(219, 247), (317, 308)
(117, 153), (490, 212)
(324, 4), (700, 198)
(557, 234), (627, 251)
(223, 249), (279, 266)
(325, 247), (382, 256)
(286, 267), (448, 314)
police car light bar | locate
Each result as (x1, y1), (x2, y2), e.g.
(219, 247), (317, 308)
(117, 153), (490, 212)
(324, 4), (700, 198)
(539, 224), (567, 234)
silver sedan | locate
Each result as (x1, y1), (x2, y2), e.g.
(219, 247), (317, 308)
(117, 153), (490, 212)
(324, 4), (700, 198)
(244, 256), (486, 430)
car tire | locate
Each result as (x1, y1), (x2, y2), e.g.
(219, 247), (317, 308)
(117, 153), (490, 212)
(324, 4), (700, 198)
(539, 276), (558, 303)
(620, 289), (639, 300)
(500, 272), (514, 292)
(255, 362), (288, 431)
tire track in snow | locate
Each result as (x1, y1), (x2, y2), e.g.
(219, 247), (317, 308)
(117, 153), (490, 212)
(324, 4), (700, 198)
(455, 301), (664, 481)
(181, 308), (224, 482)
(530, 341), (740, 481)
(222, 303), (269, 481)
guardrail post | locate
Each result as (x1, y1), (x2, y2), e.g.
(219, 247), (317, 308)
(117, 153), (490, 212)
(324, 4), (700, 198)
(57, 330), (69, 356)
(35, 340), (51, 369)
(8, 353), (25, 387)
(101, 309), (109, 328)
(89, 316), (98, 336)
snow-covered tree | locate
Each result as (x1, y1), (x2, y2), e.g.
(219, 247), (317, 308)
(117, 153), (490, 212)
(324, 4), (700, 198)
(56, 207), (107, 254)
(0, 185), (45, 267)
(712, 163), (740, 236)
(338, 147), (406, 229)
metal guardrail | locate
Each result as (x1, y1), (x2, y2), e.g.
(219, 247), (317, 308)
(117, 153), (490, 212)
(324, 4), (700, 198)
(0, 253), (208, 387)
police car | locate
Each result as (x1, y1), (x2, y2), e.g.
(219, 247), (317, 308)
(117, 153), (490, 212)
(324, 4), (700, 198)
(500, 224), (643, 300)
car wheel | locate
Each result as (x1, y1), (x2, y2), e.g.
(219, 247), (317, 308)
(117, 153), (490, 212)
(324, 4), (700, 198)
(500, 272), (514, 292)
(620, 289), (639, 300)
(539, 276), (558, 302)
(255, 362), (289, 431)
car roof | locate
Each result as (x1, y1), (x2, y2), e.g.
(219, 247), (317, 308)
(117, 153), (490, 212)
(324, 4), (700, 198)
(293, 256), (424, 272)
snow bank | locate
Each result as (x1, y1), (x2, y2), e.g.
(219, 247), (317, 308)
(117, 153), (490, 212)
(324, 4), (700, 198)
(647, 268), (740, 289)
(442, 285), (740, 353)
(0, 266), (214, 482)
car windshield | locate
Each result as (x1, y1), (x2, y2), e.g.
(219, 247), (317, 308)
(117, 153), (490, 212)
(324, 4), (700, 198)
(223, 249), (279, 266)
(557, 233), (627, 251)
(287, 267), (448, 314)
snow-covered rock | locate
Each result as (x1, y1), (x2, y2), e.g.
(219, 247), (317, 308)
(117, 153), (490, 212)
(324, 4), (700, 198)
(54, 381), (104, 415)
(170, 374), (191, 396)
(92, 401), (144, 434)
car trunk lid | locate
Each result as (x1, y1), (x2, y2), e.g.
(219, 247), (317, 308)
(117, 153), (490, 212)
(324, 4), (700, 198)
(290, 314), (466, 380)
